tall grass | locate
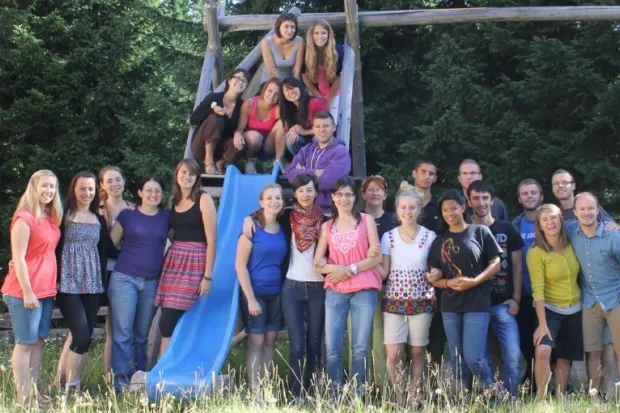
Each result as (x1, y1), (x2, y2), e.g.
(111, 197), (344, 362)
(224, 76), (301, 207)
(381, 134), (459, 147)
(0, 338), (619, 412)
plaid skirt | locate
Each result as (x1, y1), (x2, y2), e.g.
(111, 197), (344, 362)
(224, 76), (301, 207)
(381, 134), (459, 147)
(155, 241), (207, 310)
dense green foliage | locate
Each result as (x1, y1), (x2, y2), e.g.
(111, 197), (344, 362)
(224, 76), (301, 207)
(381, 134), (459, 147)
(1, 0), (619, 263)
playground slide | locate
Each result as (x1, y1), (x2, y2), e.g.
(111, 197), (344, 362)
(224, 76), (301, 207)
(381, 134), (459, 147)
(146, 165), (280, 400)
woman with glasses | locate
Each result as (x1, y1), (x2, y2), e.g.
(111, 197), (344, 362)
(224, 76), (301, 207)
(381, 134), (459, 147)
(314, 177), (382, 396)
(260, 12), (305, 83)
(107, 176), (171, 392)
(190, 69), (251, 175)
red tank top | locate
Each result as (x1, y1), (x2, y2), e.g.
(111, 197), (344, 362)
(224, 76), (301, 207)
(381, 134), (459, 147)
(246, 96), (278, 137)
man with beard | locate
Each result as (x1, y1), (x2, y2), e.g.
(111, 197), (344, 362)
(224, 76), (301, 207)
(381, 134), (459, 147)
(458, 159), (509, 221)
(551, 169), (614, 223)
(468, 180), (523, 396)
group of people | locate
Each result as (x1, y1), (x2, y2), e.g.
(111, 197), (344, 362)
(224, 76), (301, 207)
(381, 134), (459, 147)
(189, 13), (343, 175)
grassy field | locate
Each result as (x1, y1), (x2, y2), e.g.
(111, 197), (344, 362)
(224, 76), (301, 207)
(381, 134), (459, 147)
(0, 337), (619, 412)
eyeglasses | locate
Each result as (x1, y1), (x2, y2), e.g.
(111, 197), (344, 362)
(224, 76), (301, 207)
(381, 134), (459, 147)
(334, 192), (355, 199)
(365, 188), (384, 194)
(232, 76), (248, 85)
(460, 171), (480, 177)
(551, 180), (573, 187)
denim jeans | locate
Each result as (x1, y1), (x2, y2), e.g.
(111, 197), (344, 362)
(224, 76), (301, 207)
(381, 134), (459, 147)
(325, 288), (377, 389)
(443, 312), (493, 388)
(286, 135), (313, 156)
(108, 271), (158, 391)
(488, 304), (522, 395)
(281, 279), (325, 398)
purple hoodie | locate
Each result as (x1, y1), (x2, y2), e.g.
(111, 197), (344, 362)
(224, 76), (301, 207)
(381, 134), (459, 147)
(287, 138), (351, 212)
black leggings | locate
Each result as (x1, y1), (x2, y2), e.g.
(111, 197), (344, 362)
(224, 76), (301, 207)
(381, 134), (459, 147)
(56, 293), (100, 354)
(159, 308), (186, 338)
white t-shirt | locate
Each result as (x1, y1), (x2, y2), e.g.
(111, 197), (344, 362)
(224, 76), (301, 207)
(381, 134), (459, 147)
(380, 226), (437, 315)
(286, 234), (324, 282)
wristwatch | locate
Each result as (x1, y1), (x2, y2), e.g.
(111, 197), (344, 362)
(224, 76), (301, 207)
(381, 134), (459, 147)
(349, 264), (359, 275)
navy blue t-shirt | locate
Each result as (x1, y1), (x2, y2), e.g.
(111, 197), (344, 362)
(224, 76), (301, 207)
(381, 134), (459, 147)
(247, 226), (287, 295)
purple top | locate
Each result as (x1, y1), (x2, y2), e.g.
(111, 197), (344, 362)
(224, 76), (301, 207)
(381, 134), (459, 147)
(114, 208), (170, 280)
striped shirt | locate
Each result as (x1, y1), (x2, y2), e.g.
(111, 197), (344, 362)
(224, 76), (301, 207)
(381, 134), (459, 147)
(567, 221), (620, 311)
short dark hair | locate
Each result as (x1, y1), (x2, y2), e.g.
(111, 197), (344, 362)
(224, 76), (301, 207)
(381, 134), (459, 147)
(292, 174), (319, 194)
(313, 111), (335, 125)
(467, 180), (495, 199)
(137, 176), (165, 207)
(274, 12), (298, 38)
(224, 68), (251, 92)
(414, 159), (436, 171)
(331, 177), (361, 224)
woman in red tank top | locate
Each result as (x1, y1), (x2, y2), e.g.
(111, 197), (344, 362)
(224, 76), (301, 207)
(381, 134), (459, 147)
(232, 78), (281, 174)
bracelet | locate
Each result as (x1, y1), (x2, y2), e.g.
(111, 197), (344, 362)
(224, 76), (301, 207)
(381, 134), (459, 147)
(203, 276), (212, 281)
(510, 298), (520, 305)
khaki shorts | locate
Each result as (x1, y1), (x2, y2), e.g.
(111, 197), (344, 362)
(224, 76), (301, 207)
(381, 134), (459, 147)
(582, 304), (620, 352)
(383, 312), (434, 347)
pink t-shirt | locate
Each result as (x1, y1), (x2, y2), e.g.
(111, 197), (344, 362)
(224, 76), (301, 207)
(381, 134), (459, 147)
(305, 97), (328, 128)
(2, 209), (60, 299)
(316, 65), (340, 101)
(324, 213), (382, 293)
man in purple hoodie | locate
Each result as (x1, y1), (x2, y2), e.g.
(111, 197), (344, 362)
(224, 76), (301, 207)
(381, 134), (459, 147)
(287, 111), (351, 213)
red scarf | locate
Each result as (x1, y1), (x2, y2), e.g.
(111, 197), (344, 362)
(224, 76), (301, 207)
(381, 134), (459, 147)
(290, 203), (323, 252)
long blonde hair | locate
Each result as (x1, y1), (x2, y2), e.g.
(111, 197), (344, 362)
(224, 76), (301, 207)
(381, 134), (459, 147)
(15, 169), (63, 226)
(533, 204), (568, 253)
(305, 20), (338, 85)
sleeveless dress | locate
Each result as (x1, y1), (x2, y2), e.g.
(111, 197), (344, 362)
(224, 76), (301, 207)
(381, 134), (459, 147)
(59, 221), (103, 294)
(155, 201), (207, 310)
(246, 96), (278, 137)
(261, 36), (301, 83)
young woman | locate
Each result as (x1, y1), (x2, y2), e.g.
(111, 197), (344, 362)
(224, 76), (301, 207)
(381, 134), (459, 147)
(273, 77), (328, 164)
(235, 184), (288, 392)
(313, 177), (382, 393)
(57, 166), (133, 384)
(376, 183), (438, 404)
(428, 189), (501, 390)
(302, 20), (344, 124)
(2, 170), (63, 405)
(233, 78), (281, 174)
(527, 204), (582, 401)
(260, 12), (304, 83)
(108, 176), (171, 392)
(54, 171), (117, 391)
(190, 69), (250, 174)
(155, 160), (216, 355)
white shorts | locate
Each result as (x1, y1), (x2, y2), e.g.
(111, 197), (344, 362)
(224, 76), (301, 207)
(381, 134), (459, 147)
(383, 312), (433, 347)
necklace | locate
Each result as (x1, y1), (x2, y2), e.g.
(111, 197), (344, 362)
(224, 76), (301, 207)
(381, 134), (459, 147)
(399, 225), (420, 243)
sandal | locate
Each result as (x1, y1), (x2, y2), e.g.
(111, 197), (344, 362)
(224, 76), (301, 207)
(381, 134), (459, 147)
(204, 163), (219, 175)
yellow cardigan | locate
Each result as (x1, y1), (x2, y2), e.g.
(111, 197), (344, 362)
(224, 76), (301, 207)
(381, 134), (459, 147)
(526, 244), (581, 307)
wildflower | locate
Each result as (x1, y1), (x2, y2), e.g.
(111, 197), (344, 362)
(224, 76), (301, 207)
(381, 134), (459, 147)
(435, 388), (442, 395)
(0, 365), (6, 372)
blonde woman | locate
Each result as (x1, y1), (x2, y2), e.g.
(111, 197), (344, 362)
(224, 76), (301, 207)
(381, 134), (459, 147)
(527, 204), (582, 400)
(2, 170), (63, 405)
(302, 20), (344, 124)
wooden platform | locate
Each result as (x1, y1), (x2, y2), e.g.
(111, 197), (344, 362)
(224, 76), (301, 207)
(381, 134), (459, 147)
(200, 173), (293, 199)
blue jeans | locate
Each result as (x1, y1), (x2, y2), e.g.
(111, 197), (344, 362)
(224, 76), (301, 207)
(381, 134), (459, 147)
(107, 271), (158, 391)
(488, 304), (522, 395)
(443, 312), (493, 388)
(3, 295), (54, 344)
(325, 288), (377, 389)
(286, 134), (313, 156)
(282, 279), (325, 398)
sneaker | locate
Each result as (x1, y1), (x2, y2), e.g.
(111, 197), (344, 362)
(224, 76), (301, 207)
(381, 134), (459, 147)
(275, 157), (288, 174)
(245, 159), (257, 174)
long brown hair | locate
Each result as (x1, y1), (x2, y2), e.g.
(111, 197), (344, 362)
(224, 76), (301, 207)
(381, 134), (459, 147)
(98, 165), (125, 202)
(533, 204), (569, 253)
(304, 20), (338, 85)
(250, 184), (283, 229)
(169, 159), (202, 208)
(65, 171), (100, 220)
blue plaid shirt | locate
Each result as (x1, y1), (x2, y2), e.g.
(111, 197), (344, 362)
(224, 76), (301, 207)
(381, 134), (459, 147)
(567, 221), (620, 311)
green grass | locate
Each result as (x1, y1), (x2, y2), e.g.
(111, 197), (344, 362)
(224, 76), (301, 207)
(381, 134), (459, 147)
(0, 338), (619, 412)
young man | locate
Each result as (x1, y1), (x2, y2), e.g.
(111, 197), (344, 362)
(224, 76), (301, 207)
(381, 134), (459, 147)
(412, 159), (439, 231)
(458, 159), (509, 221)
(512, 178), (544, 388)
(287, 112), (351, 213)
(468, 180), (523, 395)
(551, 169), (614, 223)
(567, 192), (620, 397)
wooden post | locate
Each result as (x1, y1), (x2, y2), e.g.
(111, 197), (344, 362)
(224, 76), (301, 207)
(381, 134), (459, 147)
(344, 0), (366, 177)
(204, 0), (223, 90)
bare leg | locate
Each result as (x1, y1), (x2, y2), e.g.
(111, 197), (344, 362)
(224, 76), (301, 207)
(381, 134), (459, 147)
(63, 350), (87, 387)
(56, 334), (72, 387)
(534, 345), (552, 401)
(408, 346), (425, 398)
(159, 337), (170, 358)
(247, 333), (265, 392)
(600, 344), (617, 393)
(12, 344), (33, 405)
(262, 125), (280, 159)
(29, 340), (44, 386)
(385, 344), (405, 403)
(586, 350), (603, 395)
(261, 331), (278, 382)
(244, 131), (264, 158)
(204, 141), (218, 173)
(271, 120), (287, 160)
(554, 358), (572, 397)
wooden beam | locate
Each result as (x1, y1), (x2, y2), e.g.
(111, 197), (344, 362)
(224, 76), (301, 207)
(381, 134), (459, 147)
(219, 6), (620, 32)
(204, 1), (224, 90)
(336, 42), (354, 149)
(345, 0), (367, 177)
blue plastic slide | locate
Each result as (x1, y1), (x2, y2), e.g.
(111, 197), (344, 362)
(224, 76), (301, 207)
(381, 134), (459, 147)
(146, 165), (280, 400)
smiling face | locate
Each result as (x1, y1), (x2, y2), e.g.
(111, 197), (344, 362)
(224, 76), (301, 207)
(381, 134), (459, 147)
(283, 84), (300, 103)
(362, 181), (387, 209)
(228, 73), (248, 94)
(260, 187), (284, 216)
(312, 25), (329, 47)
(441, 199), (466, 228)
(102, 169), (125, 199)
(313, 116), (336, 144)
(279, 20), (297, 40)
(412, 163), (437, 190)
(262, 82), (280, 106)
(138, 180), (163, 208)
(538, 210), (562, 238)
(176, 163), (197, 191)
(74, 177), (96, 209)
(518, 184), (543, 212)
(332, 185), (356, 214)
(469, 190), (493, 219)
(551, 172), (575, 202)
(294, 181), (317, 209)
(575, 194), (599, 228)
(396, 196), (421, 225)
(36, 175), (58, 207)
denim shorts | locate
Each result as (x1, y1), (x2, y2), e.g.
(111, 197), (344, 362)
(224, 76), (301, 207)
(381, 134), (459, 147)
(3, 294), (54, 344)
(240, 292), (283, 334)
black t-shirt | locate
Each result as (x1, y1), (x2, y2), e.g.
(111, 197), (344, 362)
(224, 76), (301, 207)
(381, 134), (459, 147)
(429, 224), (502, 313)
(418, 196), (439, 233)
(374, 211), (399, 240)
(488, 220), (524, 306)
